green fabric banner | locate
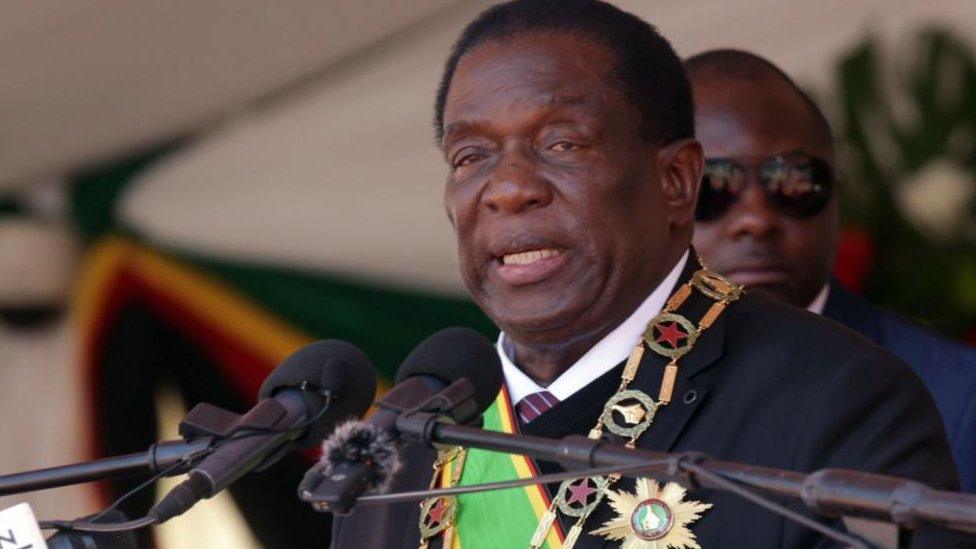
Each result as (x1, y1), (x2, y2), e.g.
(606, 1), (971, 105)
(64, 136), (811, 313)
(453, 392), (559, 549)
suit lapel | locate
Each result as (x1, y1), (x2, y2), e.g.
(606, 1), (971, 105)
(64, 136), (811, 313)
(822, 279), (884, 345)
(632, 316), (725, 452)
(631, 252), (727, 452)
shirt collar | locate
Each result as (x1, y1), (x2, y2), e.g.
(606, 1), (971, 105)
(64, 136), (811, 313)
(807, 284), (830, 315)
(498, 250), (690, 404)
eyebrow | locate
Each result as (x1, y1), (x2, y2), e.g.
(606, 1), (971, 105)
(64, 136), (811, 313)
(442, 120), (484, 143)
(442, 93), (593, 144)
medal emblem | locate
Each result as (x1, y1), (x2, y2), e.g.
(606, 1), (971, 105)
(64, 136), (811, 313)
(555, 476), (609, 517)
(644, 313), (698, 359)
(631, 499), (673, 540)
(418, 496), (457, 539)
(600, 389), (658, 438)
(691, 270), (743, 302)
(592, 478), (711, 549)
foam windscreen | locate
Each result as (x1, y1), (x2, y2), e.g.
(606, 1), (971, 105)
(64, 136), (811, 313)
(395, 327), (502, 413)
(259, 339), (377, 447)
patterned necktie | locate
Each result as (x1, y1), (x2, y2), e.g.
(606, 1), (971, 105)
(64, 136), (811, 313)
(517, 390), (560, 425)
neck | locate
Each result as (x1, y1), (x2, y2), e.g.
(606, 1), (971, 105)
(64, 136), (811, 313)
(506, 244), (689, 385)
(506, 330), (607, 386)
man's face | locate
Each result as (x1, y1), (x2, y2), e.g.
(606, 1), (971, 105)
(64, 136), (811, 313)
(691, 77), (839, 308)
(441, 33), (687, 344)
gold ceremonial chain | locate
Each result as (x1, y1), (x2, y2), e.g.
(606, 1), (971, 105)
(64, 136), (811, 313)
(528, 269), (740, 548)
(418, 446), (466, 549)
(418, 269), (742, 549)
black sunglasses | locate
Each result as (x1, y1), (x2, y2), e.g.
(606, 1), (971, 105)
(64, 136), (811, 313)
(695, 155), (834, 222)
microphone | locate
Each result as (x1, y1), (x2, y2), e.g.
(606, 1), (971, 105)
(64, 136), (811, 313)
(46, 510), (137, 549)
(150, 339), (377, 523)
(299, 327), (502, 514)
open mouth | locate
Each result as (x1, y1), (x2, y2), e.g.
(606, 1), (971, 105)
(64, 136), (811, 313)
(492, 246), (568, 286)
(501, 248), (563, 266)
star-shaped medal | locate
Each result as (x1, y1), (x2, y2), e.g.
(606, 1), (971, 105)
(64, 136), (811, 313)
(566, 479), (597, 505)
(655, 321), (688, 348)
(556, 476), (609, 517)
(419, 496), (457, 539)
(592, 478), (711, 549)
(427, 498), (450, 525)
(644, 313), (698, 359)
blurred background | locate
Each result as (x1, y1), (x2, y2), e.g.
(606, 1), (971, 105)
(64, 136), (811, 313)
(1, 1), (974, 547)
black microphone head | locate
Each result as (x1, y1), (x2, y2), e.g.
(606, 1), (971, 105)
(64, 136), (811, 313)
(395, 327), (502, 413)
(259, 339), (377, 447)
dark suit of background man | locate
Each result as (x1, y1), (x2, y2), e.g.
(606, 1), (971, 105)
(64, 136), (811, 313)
(685, 49), (976, 493)
(332, 1), (964, 547)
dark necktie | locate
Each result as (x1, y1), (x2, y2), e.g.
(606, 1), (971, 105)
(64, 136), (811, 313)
(517, 390), (559, 425)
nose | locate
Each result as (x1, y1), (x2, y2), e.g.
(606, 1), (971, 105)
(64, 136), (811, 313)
(480, 146), (552, 214)
(724, 180), (782, 240)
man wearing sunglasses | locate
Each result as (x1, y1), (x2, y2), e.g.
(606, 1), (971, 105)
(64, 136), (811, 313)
(686, 49), (976, 492)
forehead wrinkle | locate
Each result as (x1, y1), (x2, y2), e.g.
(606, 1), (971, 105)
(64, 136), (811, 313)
(443, 35), (631, 147)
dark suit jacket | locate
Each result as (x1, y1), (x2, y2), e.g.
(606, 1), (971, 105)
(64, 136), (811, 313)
(333, 258), (964, 548)
(823, 280), (976, 493)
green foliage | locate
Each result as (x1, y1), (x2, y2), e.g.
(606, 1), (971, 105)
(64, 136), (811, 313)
(69, 141), (180, 240)
(835, 28), (976, 338)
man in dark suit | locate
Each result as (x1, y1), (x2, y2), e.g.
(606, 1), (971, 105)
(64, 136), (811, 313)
(686, 49), (976, 493)
(332, 1), (964, 547)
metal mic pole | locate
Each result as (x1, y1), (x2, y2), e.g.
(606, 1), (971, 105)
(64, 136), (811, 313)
(0, 439), (210, 496)
(394, 412), (976, 536)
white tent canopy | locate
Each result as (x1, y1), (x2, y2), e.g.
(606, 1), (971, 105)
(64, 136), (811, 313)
(4, 0), (975, 293)
(0, 0), (459, 189)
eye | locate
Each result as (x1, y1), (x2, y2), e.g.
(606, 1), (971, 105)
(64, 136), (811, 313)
(455, 153), (483, 167)
(451, 149), (486, 170)
(548, 141), (582, 152)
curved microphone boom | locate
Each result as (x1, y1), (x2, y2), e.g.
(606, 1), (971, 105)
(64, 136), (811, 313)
(149, 340), (377, 524)
(300, 327), (503, 514)
(46, 510), (137, 549)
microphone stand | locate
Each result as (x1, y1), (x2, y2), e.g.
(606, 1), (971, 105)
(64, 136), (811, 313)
(302, 411), (976, 545)
(0, 395), (306, 499)
(2, 398), (299, 539)
(0, 439), (211, 497)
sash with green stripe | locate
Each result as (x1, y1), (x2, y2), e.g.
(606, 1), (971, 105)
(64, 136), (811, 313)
(443, 387), (564, 549)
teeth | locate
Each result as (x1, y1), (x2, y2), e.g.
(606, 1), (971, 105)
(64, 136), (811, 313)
(502, 248), (561, 266)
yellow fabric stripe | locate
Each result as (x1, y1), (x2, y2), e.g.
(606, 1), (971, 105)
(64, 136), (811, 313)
(131, 243), (311, 364)
(441, 458), (461, 549)
(74, 236), (310, 366)
(75, 237), (393, 397)
(497, 389), (564, 547)
(74, 236), (128, 351)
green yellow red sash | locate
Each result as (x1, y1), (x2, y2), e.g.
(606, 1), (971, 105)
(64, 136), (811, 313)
(440, 387), (565, 548)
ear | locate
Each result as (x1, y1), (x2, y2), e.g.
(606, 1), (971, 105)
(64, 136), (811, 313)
(657, 138), (703, 229)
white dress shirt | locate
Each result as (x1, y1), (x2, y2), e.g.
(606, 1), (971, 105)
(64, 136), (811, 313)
(498, 251), (690, 404)
(807, 284), (830, 315)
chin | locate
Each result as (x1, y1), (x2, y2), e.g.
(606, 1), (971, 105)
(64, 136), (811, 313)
(483, 296), (587, 338)
(470, 265), (607, 338)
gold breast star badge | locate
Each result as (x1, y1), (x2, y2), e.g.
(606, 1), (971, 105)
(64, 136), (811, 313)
(591, 478), (711, 549)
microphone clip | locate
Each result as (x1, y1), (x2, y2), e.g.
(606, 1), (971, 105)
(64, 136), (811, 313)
(409, 378), (482, 426)
(178, 399), (289, 442)
(375, 377), (483, 426)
